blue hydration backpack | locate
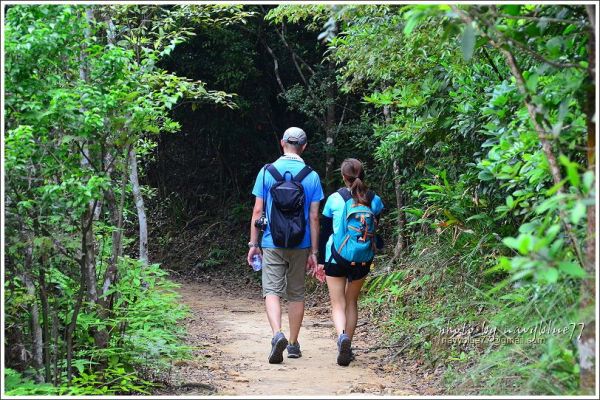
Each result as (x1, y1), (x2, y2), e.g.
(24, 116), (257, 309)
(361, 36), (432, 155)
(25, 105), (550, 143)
(330, 188), (376, 267)
(265, 164), (313, 248)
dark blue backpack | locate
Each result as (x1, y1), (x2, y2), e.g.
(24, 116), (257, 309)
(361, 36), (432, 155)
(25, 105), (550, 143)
(265, 164), (313, 248)
(331, 188), (376, 267)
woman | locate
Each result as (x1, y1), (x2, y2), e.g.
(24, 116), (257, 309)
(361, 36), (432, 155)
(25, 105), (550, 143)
(318, 158), (384, 366)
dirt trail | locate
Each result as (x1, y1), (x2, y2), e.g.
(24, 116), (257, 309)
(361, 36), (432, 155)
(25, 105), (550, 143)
(161, 279), (434, 396)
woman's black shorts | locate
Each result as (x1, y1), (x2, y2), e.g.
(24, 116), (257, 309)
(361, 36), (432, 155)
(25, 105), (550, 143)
(324, 261), (370, 281)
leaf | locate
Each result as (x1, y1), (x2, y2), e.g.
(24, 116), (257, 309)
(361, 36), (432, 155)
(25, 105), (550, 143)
(546, 37), (563, 58)
(518, 235), (531, 255)
(506, 195), (514, 208)
(502, 236), (519, 250)
(558, 261), (586, 278)
(558, 99), (569, 123)
(461, 23), (475, 61)
(570, 201), (586, 224)
(538, 267), (558, 284)
(582, 171), (594, 193)
(478, 169), (494, 181)
(546, 224), (561, 241)
(526, 73), (539, 92)
(559, 155), (581, 187)
(501, 5), (522, 16)
(61, 135), (77, 144)
(546, 178), (567, 196)
(537, 17), (549, 33)
(550, 238), (565, 256)
(563, 24), (577, 35)
(403, 17), (419, 36)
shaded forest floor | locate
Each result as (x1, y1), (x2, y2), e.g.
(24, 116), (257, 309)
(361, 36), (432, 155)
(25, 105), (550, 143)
(154, 272), (442, 396)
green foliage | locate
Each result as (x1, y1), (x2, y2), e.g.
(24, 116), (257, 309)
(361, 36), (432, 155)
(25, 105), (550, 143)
(265, 4), (332, 30)
(4, 369), (58, 396)
(264, 2), (594, 395)
(3, 3), (242, 395)
(4, 3), (594, 396)
(63, 259), (189, 394)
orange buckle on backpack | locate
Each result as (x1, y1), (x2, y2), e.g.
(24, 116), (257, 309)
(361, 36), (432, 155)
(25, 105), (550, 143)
(350, 261), (367, 267)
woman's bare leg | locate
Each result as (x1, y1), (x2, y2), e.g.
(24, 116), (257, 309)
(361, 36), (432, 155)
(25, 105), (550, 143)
(326, 275), (347, 336)
(344, 277), (366, 340)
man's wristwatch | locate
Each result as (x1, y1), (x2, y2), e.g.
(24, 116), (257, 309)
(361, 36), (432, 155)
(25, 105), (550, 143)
(248, 242), (260, 248)
(310, 250), (319, 256)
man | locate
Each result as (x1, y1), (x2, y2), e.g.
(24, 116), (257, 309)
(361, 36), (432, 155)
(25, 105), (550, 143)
(247, 127), (324, 364)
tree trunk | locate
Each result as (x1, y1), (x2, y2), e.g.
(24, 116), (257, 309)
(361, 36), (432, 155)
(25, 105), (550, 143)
(79, 5), (97, 305)
(579, 5), (596, 393)
(81, 202), (108, 356)
(23, 267), (44, 382)
(65, 274), (85, 383)
(51, 311), (59, 386)
(99, 13), (123, 301)
(80, 166), (99, 308)
(103, 184), (122, 292)
(129, 147), (148, 265)
(37, 260), (51, 383)
(78, 5), (109, 350)
(102, 150), (128, 291)
(392, 160), (406, 258)
(383, 103), (406, 259)
(325, 62), (336, 193)
(322, 17), (338, 192)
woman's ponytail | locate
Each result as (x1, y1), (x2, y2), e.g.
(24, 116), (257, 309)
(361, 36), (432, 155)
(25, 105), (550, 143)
(341, 158), (369, 206)
(350, 177), (369, 206)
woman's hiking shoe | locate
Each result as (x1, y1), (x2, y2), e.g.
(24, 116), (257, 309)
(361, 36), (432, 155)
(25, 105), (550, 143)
(268, 332), (288, 364)
(337, 333), (352, 366)
(287, 342), (302, 358)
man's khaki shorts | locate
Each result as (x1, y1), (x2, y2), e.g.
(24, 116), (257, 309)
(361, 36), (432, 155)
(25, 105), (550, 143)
(262, 248), (309, 302)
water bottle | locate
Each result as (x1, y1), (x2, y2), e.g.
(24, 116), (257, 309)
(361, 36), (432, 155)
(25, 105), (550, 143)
(251, 254), (262, 272)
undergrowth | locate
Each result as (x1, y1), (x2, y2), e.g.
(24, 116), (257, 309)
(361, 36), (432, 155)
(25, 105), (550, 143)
(4, 260), (190, 396)
(362, 232), (582, 395)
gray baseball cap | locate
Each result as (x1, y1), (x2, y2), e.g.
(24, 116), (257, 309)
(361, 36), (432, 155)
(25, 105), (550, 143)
(282, 127), (307, 145)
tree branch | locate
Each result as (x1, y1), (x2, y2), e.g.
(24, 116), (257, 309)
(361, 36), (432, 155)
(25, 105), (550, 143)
(260, 37), (286, 94)
(275, 21), (316, 77)
(481, 46), (504, 81)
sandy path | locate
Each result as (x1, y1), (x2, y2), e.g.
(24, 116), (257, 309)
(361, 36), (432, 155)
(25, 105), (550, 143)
(162, 280), (424, 396)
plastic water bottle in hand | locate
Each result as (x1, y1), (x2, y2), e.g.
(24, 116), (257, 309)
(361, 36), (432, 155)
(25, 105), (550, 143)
(251, 254), (262, 272)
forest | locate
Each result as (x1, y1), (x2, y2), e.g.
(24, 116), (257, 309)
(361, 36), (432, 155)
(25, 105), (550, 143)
(2, 2), (597, 397)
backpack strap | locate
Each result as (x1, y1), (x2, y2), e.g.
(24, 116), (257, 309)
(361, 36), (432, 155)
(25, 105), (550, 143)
(366, 190), (375, 204)
(337, 187), (352, 202)
(266, 164), (284, 182)
(338, 188), (376, 206)
(292, 165), (313, 183)
(330, 243), (352, 268)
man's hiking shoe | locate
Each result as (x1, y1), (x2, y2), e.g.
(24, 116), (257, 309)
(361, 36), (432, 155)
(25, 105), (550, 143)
(337, 333), (352, 366)
(268, 332), (288, 364)
(287, 342), (302, 358)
